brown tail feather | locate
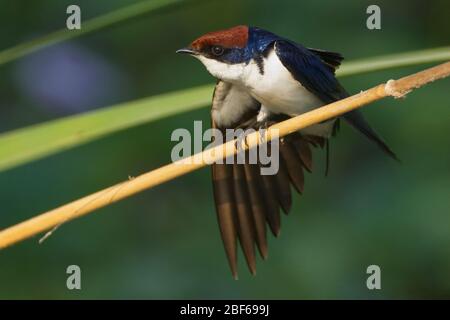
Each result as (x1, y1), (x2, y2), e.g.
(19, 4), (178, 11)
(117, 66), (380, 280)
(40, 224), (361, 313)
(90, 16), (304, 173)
(292, 135), (313, 172)
(280, 139), (305, 193)
(243, 163), (269, 260)
(211, 163), (239, 279)
(273, 157), (292, 214)
(305, 135), (326, 149)
(260, 174), (282, 237)
(232, 163), (257, 275)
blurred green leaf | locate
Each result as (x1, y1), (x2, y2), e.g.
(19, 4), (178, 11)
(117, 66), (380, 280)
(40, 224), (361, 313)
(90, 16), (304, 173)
(0, 85), (212, 172)
(0, 0), (187, 66)
(0, 47), (449, 172)
(338, 46), (450, 76)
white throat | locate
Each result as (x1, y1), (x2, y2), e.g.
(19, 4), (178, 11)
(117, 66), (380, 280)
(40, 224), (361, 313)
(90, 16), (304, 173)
(195, 55), (246, 83)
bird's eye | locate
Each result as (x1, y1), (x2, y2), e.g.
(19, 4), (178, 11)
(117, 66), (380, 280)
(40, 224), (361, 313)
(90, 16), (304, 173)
(211, 46), (224, 56)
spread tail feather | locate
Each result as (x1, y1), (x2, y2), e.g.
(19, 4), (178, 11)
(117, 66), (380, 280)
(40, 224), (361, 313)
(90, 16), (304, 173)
(211, 119), (322, 278)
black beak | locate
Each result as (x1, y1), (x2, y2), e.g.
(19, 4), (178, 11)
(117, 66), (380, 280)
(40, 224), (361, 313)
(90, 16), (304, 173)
(176, 47), (197, 55)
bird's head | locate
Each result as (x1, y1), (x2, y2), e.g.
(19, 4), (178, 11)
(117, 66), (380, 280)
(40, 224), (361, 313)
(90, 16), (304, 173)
(177, 25), (251, 83)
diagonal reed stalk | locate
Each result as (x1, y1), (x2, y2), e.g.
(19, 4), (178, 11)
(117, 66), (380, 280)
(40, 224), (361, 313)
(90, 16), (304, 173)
(337, 46), (450, 76)
(0, 62), (448, 250)
(0, 0), (189, 66)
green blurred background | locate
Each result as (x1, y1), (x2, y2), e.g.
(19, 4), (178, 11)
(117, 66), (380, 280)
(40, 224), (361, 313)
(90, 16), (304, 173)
(0, 0), (449, 299)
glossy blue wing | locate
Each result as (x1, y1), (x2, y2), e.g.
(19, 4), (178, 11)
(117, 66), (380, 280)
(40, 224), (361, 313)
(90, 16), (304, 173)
(275, 39), (398, 160)
(275, 40), (348, 104)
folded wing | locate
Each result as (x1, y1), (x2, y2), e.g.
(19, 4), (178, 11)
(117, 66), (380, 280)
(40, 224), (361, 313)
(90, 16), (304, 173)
(276, 40), (397, 160)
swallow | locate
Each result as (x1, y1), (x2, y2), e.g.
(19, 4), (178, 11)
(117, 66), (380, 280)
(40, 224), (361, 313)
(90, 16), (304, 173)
(177, 25), (397, 278)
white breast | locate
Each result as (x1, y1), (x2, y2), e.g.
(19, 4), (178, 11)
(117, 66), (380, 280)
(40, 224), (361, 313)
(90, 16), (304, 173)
(242, 45), (324, 116)
(194, 45), (335, 137)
